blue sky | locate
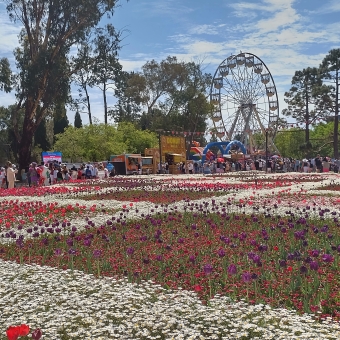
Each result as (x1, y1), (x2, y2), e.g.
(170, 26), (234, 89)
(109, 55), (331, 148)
(0, 0), (339, 126)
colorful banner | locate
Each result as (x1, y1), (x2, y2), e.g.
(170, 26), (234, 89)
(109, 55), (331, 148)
(41, 151), (62, 163)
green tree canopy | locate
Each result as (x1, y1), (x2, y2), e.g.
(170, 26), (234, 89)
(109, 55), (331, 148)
(53, 122), (158, 162)
(274, 129), (305, 159)
(282, 67), (328, 144)
(74, 110), (83, 129)
(0, 58), (12, 93)
(121, 56), (212, 134)
(320, 49), (340, 158)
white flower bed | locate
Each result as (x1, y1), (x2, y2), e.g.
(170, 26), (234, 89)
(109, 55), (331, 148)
(0, 260), (339, 339)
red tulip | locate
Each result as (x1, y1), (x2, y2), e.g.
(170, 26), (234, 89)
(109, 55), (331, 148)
(18, 324), (30, 336)
(6, 326), (20, 340)
(31, 328), (42, 340)
(6, 324), (30, 340)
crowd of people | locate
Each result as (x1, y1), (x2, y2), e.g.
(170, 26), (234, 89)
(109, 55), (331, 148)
(156, 154), (339, 175)
(0, 161), (117, 188)
(0, 154), (338, 187)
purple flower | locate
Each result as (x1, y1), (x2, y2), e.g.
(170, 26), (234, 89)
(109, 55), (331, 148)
(300, 265), (308, 274)
(279, 260), (287, 268)
(156, 254), (163, 262)
(16, 239), (24, 248)
(84, 239), (91, 247)
(66, 238), (73, 247)
(93, 249), (102, 259)
(242, 271), (252, 283)
(126, 247), (135, 255)
(310, 261), (319, 271)
(287, 253), (295, 261)
(320, 225), (329, 233)
(203, 263), (213, 275)
(311, 249), (319, 257)
(217, 248), (226, 258)
(189, 255), (195, 263)
(322, 254), (334, 263)
(143, 257), (150, 264)
(68, 248), (76, 255)
(258, 244), (268, 252)
(227, 264), (237, 275)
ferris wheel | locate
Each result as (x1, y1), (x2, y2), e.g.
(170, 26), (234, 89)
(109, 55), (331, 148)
(210, 52), (279, 154)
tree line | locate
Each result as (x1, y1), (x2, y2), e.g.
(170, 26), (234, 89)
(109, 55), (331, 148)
(281, 49), (340, 158)
(0, 0), (339, 170)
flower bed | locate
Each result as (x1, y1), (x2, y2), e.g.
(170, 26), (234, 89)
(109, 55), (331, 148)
(1, 209), (340, 318)
(0, 173), (340, 339)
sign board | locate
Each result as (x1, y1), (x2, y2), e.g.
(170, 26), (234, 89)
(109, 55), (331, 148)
(160, 136), (186, 160)
(42, 151), (62, 164)
(106, 163), (114, 171)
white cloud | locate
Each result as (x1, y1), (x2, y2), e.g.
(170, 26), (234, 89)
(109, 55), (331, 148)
(256, 7), (300, 33)
(120, 59), (148, 72)
(138, 0), (194, 18)
(0, 11), (21, 54)
(316, 0), (340, 13)
(228, 0), (295, 14)
(189, 25), (220, 36)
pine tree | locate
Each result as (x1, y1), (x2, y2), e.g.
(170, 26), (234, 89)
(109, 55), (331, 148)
(320, 49), (340, 158)
(74, 110), (83, 128)
(54, 102), (69, 142)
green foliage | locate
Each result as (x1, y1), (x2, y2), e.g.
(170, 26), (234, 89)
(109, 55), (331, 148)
(320, 48), (340, 158)
(54, 102), (70, 142)
(53, 122), (158, 162)
(90, 24), (123, 124)
(121, 56), (211, 134)
(310, 121), (335, 156)
(34, 118), (51, 151)
(282, 67), (326, 144)
(274, 129), (305, 159)
(0, 57), (12, 93)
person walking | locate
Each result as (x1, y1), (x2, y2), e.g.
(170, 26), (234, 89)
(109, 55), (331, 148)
(7, 162), (18, 189)
(29, 163), (39, 186)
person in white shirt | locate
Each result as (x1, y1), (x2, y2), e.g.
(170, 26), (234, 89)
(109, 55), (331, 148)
(7, 163), (18, 189)
(41, 164), (51, 185)
(92, 165), (98, 178)
(188, 162), (194, 174)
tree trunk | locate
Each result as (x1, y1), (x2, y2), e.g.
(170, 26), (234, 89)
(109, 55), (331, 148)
(18, 125), (35, 179)
(85, 86), (92, 125)
(334, 69), (339, 159)
(305, 80), (310, 144)
(103, 82), (108, 124)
